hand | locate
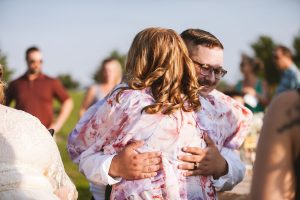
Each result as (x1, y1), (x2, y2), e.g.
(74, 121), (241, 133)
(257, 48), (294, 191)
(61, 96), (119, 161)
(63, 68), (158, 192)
(109, 140), (162, 180)
(178, 133), (228, 179)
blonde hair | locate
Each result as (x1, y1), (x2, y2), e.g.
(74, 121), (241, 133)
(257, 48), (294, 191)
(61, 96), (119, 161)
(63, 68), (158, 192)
(0, 64), (5, 104)
(95, 58), (123, 85)
(118, 27), (201, 115)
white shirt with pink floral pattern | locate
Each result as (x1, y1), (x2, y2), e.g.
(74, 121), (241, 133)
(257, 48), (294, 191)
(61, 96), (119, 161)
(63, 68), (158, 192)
(68, 85), (252, 200)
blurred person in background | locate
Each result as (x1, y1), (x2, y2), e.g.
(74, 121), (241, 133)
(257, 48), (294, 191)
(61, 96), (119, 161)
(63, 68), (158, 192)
(274, 45), (300, 94)
(223, 90), (245, 106)
(0, 64), (78, 200)
(250, 89), (300, 200)
(5, 46), (73, 133)
(79, 57), (122, 117)
(235, 54), (269, 113)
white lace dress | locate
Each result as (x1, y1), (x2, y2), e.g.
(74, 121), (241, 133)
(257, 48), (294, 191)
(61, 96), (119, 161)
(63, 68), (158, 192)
(0, 105), (77, 200)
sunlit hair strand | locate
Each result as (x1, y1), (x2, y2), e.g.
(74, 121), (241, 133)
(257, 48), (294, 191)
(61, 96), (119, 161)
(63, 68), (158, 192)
(116, 27), (201, 115)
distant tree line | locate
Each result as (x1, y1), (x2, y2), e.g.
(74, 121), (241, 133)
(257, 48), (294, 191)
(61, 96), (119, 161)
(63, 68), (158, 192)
(1, 31), (300, 90)
(251, 31), (300, 88)
(0, 50), (14, 82)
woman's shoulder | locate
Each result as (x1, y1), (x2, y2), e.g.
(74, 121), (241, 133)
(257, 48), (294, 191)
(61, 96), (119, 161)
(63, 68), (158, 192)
(1, 104), (37, 121)
(109, 84), (155, 105)
(0, 105), (50, 136)
(270, 90), (299, 110)
(265, 90), (300, 137)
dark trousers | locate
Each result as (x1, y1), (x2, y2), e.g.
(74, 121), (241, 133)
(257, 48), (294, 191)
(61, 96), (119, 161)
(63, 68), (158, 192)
(91, 185), (112, 200)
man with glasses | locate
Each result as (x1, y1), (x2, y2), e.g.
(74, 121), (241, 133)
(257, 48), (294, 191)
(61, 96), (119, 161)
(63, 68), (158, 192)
(6, 46), (73, 133)
(273, 45), (300, 94)
(68, 29), (251, 199)
(176, 28), (251, 189)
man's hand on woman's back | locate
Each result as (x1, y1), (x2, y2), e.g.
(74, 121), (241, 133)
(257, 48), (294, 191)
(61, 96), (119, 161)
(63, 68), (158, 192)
(109, 140), (162, 180)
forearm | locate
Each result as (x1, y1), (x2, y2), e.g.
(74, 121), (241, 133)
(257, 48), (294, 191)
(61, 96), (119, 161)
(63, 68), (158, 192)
(51, 98), (73, 132)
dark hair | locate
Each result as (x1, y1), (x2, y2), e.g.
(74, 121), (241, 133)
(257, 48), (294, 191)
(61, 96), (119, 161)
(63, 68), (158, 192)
(0, 64), (6, 104)
(275, 45), (293, 59)
(180, 28), (224, 49)
(240, 54), (264, 75)
(25, 46), (40, 60)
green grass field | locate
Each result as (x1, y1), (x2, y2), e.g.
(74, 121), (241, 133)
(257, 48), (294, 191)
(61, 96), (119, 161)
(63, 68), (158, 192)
(55, 91), (92, 200)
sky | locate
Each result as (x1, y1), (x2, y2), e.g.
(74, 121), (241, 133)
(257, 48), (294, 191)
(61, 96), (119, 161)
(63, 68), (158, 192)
(1, 0), (300, 87)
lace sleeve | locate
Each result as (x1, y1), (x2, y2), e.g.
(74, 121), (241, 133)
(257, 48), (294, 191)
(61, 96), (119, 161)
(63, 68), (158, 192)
(33, 120), (78, 200)
(47, 144), (78, 200)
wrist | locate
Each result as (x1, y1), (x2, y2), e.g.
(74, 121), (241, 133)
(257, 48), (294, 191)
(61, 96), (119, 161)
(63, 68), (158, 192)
(213, 158), (228, 179)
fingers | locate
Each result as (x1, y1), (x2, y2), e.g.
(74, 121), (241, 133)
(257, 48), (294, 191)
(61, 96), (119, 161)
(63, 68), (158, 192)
(183, 169), (203, 177)
(142, 163), (161, 173)
(177, 154), (205, 163)
(144, 157), (161, 166)
(177, 162), (195, 170)
(141, 151), (162, 159)
(127, 172), (158, 180)
(126, 140), (144, 150)
(130, 151), (162, 170)
(182, 146), (203, 155)
(181, 165), (211, 177)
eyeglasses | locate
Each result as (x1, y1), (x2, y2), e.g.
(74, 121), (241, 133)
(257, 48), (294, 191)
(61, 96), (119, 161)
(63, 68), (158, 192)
(192, 60), (227, 79)
(28, 59), (43, 64)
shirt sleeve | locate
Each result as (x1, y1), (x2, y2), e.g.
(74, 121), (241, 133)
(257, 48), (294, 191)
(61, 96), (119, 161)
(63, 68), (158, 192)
(212, 147), (245, 191)
(78, 151), (122, 186)
(52, 79), (70, 103)
(68, 88), (152, 185)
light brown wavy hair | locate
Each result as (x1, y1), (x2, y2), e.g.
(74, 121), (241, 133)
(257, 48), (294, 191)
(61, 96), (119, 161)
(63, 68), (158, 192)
(0, 64), (6, 104)
(117, 27), (201, 115)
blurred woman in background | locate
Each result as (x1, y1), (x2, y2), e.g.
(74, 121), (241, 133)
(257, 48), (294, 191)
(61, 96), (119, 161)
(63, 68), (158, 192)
(235, 54), (269, 113)
(79, 57), (123, 117)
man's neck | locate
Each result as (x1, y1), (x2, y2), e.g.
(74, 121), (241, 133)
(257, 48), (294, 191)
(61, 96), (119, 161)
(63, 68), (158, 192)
(26, 72), (40, 81)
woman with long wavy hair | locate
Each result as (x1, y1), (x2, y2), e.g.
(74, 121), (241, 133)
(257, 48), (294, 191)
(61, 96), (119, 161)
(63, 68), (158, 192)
(67, 27), (219, 199)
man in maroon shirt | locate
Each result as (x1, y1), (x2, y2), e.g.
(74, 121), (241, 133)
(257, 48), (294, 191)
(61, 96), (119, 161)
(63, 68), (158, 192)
(6, 46), (73, 133)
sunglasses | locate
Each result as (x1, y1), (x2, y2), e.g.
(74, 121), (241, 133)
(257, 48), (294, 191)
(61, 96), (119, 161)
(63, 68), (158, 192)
(28, 59), (43, 64)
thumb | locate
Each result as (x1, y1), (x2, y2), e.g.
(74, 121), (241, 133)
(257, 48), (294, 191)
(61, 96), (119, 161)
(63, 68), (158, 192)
(126, 140), (144, 150)
(204, 133), (215, 147)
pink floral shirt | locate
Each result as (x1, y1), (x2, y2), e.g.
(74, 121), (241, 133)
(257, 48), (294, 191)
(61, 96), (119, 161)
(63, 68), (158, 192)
(68, 85), (252, 200)
(197, 90), (252, 151)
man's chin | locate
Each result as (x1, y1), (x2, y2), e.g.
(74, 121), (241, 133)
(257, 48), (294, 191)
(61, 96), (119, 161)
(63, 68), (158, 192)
(28, 69), (40, 75)
(199, 86), (214, 97)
